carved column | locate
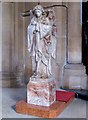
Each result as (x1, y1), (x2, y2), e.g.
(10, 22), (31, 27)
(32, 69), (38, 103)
(68, 2), (81, 63)
(1, 2), (28, 87)
(1, 2), (17, 87)
(14, 2), (26, 86)
(63, 2), (87, 90)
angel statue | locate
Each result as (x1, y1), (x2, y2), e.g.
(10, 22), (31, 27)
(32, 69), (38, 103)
(27, 5), (57, 79)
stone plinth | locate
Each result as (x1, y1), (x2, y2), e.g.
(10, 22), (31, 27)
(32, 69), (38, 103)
(63, 64), (87, 90)
(27, 77), (56, 106)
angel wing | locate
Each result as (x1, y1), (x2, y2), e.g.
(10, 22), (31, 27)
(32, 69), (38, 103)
(47, 9), (57, 59)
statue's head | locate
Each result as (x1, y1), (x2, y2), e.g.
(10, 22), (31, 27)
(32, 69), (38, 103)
(33, 5), (44, 18)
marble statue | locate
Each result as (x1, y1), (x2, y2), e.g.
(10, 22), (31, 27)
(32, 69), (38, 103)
(27, 5), (57, 106)
(27, 5), (57, 79)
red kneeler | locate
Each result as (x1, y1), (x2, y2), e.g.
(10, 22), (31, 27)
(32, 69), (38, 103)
(56, 90), (75, 102)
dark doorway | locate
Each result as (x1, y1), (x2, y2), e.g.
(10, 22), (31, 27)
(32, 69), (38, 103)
(82, 2), (88, 75)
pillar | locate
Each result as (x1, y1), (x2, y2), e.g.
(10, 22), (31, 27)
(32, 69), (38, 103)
(63, 2), (87, 90)
(1, 2), (17, 87)
(1, 2), (26, 87)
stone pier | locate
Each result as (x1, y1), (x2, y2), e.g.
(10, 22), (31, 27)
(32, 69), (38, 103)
(63, 2), (87, 90)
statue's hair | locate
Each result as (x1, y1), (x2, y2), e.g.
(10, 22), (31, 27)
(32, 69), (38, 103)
(33, 5), (44, 12)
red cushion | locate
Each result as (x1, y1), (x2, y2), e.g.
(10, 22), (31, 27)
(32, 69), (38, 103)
(56, 90), (75, 102)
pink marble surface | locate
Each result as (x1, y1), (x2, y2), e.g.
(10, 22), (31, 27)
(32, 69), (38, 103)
(27, 78), (56, 106)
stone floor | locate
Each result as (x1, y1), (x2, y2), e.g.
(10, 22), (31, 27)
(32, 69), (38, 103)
(0, 87), (87, 118)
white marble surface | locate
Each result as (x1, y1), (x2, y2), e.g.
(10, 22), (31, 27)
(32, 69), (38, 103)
(1, 87), (87, 118)
(27, 5), (57, 78)
(27, 78), (56, 106)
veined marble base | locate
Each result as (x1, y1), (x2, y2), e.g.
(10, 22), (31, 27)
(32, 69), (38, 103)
(27, 77), (56, 106)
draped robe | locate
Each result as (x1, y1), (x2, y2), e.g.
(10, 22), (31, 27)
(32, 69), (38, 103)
(27, 15), (56, 78)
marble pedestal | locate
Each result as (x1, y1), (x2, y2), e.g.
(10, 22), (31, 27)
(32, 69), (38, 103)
(27, 77), (56, 106)
(16, 85), (75, 118)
